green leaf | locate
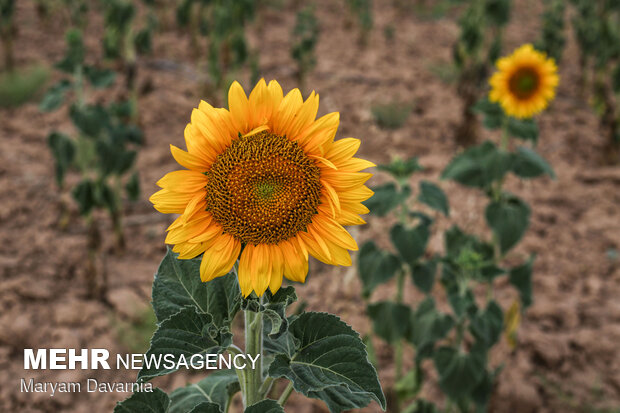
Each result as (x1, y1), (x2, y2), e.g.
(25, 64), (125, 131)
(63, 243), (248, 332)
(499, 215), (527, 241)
(390, 223), (429, 265)
(433, 347), (485, 400)
(97, 181), (118, 214)
(137, 307), (230, 382)
(613, 63), (620, 94)
(126, 171), (140, 201)
(114, 388), (170, 413)
(485, 195), (531, 253)
(408, 298), (454, 360)
(507, 117), (539, 142)
(469, 301), (503, 348)
(444, 226), (493, 260)
(268, 312), (386, 412)
(39, 80), (71, 112)
(403, 399), (438, 413)
(169, 370), (240, 413)
(357, 241), (401, 298)
(69, 103), (109, 137)
(56, 28), (85, 73)
(152, 249), (241, 326)
(244, 400), (284, 413)
(511, 146), (555, 179)
(446, 287), (477, 318)
(363, 183), (410, 216)
(418, 181), (449, 216)
(441, 141), (511, 189)
(72, 179), (96, 215)
(411, 259), (437, 294)
(472, 98), (504, 130)
(84, 66), (116, 88)
(485, 0), (511, 26)
(367, 301), (413, 343)
(377, 157), (422, 180)
(262, 287), (297, 339)
(509, 256), (534, 309)
(47, 131), (75, 186)
(187, 402), (222, 413)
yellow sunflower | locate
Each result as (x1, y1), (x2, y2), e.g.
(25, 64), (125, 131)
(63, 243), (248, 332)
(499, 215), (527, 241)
(489, 44), (559, 119)
(150, 79), (374, 297)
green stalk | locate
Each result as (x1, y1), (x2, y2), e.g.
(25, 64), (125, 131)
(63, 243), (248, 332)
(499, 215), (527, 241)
(242, 303), (264, 407)
(394, 190), (409, 398)
(278, 381), (294, 406)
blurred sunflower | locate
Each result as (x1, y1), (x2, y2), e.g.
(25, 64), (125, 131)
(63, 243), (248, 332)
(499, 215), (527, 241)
(489, 44), (559, 119)
(150, 79), (374, 297)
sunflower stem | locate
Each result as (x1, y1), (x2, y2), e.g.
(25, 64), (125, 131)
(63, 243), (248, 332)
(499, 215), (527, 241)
(242, 298), (264, 408)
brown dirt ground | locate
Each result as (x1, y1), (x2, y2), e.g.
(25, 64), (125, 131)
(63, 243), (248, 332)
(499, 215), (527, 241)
(1, 1), (620, 412)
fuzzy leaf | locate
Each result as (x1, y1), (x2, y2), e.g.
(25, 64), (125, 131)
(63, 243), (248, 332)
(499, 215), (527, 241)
(114, 388), (170, 413)
(268, 312), (386, 412)
(137, 307), (231, 382)
(188, 403), (221, 413)
(169, 370), (239, 413)
(152, 249), (241, 326)
(245, 400), (284, 413)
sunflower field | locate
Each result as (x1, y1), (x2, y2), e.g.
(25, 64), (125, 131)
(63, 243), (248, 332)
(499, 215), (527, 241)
(1, 1), (620, 413)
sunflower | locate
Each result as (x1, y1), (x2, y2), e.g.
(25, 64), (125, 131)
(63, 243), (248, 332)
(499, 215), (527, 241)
(489, 44), (559, 119)
(150, 80), (374, 297)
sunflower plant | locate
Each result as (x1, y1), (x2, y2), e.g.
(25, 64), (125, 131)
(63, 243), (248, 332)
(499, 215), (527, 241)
(357, 45), (558, 412)
(41, 28), (143, 299)
(115, 79), (385, 413)
(102, 0), (156, 123)
(345, 0), (373, 47)
(535, 0), (566, 64)
(570, 0), (620, 163)
(451, 0), (510, 146)
(176, 0), (257, 100)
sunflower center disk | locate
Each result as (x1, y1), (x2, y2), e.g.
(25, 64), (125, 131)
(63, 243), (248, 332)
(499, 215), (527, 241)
(509, 68), (540, 100)
(205, 131), (321, 245)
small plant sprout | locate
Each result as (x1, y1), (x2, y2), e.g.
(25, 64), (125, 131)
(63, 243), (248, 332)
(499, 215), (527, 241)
(371, 100), (413, 130)
(102, 0), (156, 124)
(0, 0), (50, 108)
(535, 0), (566, 64)
(41, 29), (143, 301)
(176, 0), (257, 101)
(570, 0), (620, 163)
(115, 79), (386, 413)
